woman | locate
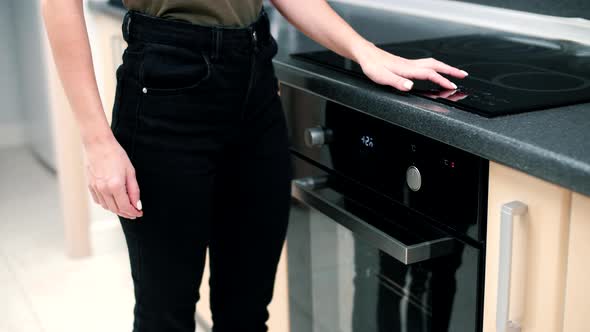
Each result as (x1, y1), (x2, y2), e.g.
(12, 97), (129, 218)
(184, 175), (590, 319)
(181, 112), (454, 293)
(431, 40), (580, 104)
(41, 0), (467, 331)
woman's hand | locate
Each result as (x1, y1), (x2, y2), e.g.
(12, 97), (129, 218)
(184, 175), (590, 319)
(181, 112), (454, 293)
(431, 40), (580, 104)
(354, 41), (468, 92)
(271, 0), (468, 92)
(84, 137), (143, 220)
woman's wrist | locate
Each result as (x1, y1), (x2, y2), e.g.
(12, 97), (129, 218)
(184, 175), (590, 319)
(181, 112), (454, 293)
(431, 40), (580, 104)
(349, 37), (377, 64)
(81, 123), (117, 150)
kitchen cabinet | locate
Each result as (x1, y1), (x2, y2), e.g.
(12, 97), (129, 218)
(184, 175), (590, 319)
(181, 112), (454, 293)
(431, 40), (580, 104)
(483, 161), (571, 332)
(562, 193), (590, 332)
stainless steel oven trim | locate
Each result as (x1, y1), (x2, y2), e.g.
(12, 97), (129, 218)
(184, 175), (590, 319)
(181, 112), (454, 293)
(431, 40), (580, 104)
(292, 176), (458, 265)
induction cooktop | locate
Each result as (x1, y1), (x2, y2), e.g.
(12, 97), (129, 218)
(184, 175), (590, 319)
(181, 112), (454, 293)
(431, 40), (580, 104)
(291, 34), (590, 117)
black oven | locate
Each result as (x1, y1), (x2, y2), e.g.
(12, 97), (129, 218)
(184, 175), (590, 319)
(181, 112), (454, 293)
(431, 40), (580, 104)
(281, 85), (488, 332)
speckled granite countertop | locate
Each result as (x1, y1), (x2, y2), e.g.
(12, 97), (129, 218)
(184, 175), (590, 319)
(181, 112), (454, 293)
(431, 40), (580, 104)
(90, 0), (590, 196)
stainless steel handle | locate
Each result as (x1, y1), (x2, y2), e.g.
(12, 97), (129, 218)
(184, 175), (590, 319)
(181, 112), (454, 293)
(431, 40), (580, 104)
(497, 201), (528, 332)
(292, 176), (456, 265)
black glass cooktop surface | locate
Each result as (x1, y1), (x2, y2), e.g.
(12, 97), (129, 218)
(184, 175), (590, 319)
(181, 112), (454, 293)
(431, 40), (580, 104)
(291, 34), (590, 117)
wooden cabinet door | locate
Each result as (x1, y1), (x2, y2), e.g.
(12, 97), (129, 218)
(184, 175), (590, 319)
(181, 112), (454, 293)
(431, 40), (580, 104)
(483, 162), (571, 332)
(562, 193), (590, 332)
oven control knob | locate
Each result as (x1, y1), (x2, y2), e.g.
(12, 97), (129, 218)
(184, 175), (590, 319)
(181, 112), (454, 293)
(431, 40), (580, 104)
(406, 166), (422, 192)
(304, 126), (332, 148)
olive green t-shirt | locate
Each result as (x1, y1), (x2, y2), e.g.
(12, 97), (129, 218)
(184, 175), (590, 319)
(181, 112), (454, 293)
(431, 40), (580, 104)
(122, 0), (263, 27)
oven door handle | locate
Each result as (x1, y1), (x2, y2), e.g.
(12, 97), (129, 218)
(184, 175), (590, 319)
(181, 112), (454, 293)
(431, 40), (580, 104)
(292, 176), (457, 265)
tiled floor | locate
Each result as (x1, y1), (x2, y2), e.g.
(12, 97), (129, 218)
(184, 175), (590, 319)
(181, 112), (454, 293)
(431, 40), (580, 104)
(0, 146), (208, 332)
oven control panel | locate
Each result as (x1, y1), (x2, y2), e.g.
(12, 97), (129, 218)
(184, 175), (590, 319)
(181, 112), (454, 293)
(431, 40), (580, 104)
(288, 100), (489, 242)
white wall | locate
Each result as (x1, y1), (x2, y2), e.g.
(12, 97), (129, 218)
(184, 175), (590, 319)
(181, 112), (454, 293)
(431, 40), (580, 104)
(0, 0), (26, 147)
(12, 0), (55, 168)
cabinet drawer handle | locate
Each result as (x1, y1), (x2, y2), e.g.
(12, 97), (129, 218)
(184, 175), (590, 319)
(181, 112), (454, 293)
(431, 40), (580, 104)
(497, 201), (528, 332)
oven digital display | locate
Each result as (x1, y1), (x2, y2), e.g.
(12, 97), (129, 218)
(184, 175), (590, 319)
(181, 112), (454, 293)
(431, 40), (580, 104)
(360, 135), (375, 149)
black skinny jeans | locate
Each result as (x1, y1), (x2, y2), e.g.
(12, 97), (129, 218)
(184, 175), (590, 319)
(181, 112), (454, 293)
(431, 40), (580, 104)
(110, 9), (292, 332)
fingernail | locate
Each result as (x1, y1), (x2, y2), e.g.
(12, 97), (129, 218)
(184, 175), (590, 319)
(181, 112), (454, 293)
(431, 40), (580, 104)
(136, 200), (142, 210)
(403, 81), (413, 90)
(460, 70), (469, 76)
(451, 82), (458, 89)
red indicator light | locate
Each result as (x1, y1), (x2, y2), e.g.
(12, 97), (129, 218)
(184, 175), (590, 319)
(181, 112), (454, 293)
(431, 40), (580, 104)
(451, 161), (455, 168)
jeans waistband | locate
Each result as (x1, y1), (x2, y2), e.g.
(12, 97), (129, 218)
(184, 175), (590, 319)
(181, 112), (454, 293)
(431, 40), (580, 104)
(122, 8), (272, 60)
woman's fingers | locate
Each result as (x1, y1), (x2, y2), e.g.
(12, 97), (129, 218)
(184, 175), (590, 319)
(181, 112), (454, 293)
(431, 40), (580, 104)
(362, 60), (414, 91)
(101, 189), (119, 213)
(93, 185), (108, 210)
(113, 184), (139, 219)
(95, 179), (125, 218)
(413, 57), (468, 78)
(395, 66), (457, 90)
(88, 185), (100, 204)
(125, 166), (142, 217)
(379, 69), (414, 91)
(90, 178), (138, 219)
(90, 185), (129, 217)
(105, 178), (138, 219)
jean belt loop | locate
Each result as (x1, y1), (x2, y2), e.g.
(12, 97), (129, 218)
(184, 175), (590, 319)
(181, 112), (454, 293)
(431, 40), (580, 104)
(259, 11), (270, 44)
(216, 28), (222, 60)
(262, 8), (269, 27)
(122, 11), (130, 41)
(126, 11), (134, 42)
(210, 27), (221, 61)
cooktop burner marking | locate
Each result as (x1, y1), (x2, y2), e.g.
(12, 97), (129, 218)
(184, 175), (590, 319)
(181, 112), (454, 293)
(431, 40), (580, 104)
(437, 36), (564, 58)
(567, 55), (590, 73)
(492, 72), (590, 92)
(456, 62), (590, 92)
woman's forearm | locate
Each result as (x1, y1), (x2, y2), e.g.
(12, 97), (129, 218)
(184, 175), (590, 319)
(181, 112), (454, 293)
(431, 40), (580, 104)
(269, 0), (372, 63)
(41, 0), (114, 147)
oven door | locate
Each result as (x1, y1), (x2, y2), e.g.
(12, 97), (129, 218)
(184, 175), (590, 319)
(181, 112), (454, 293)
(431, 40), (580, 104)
(287, 157), (482, 332)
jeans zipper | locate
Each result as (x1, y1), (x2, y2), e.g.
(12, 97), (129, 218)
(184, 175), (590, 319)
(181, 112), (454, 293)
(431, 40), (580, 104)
(242, 27), (259, 120)
(252, 28), (259, 53)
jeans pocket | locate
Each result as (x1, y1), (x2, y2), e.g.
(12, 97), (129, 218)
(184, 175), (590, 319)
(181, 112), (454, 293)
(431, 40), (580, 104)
(139, 42), (212, 96)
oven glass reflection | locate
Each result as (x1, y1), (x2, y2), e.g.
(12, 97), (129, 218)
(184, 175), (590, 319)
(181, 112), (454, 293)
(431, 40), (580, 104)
(287, 200), (480, 332)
